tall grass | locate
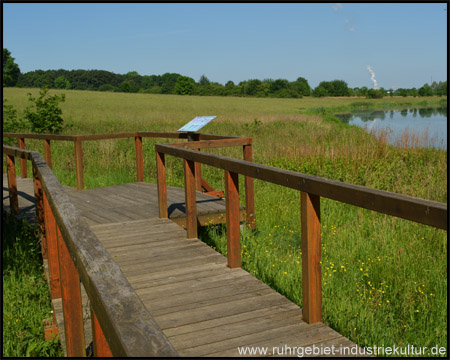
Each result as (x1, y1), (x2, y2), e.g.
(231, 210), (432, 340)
(3, 88), (447, 356)
(2, 212), (63, 357)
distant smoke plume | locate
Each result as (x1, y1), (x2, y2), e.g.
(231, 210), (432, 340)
(366, 65), (378, 90)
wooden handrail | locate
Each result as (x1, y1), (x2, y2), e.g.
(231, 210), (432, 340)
(155, 141), (447, 325)
(155, 144), (447, 230)
(3, 145), (178, 357)
(3, 132), (78, 141)
(3, 132), (251, 192)
(170, 138), (252, 149)
(3, 131), (240, 141)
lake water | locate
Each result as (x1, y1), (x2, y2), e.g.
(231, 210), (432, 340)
(335, 107), (447, 150)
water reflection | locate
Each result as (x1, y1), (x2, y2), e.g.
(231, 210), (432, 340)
(334, 107), (447, 149)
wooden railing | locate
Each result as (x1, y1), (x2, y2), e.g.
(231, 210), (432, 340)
(155, 142), (448, 324)
(4, 131), (447, 348)
(3, 132), (256, 356)
(3, 132), (251, 193)
(3, 145), (178, 357)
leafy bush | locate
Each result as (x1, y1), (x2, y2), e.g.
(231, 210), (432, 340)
(3, 98), (28, 145)
(366, 89), (384, 99)
(54, 76), (71, 89)
(98, 84), (117, 92)
(3, 98), (28, 132)
(24, 87), (65, 134)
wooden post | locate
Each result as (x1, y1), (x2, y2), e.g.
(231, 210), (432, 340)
(195, 160), (202, 192)
(6, 154), (19, 215)
(91, 307), (113, 357)
(18, 137), (27, 178)
(74, 139), (84, 190)
(135, 136), (144, 182)
(300, 191), (322, 324)
(184, 159), (197, 239)
(33, 165), (47, 259)
(225, 170), (241, 268)
(156, 152), (168, 218)
(187, 133), (202, 191)
(243, 144), (255, 229)
(44, 139), (52, 170)
(194, 134), (202, 192)
(43, 193), (61, 299)
(57, 226), (86, 357)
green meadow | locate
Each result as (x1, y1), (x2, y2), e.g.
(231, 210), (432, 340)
(3, 88), (447, 356)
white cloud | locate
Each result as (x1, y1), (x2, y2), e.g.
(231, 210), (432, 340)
(344, 19), (355, 32)
(332, 3), (343, 12)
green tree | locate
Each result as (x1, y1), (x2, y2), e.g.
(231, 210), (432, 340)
(395, 88), (408, 97)
(433, 81), (447, 96)
(291, 77), (311, 96)
(3, 48), (21, 86)
(312, 85), (328, 97)
(199, 74), (210, 86)
(409, 88), (418, 97)
(119, 80), (139, 93)
(244, 79), (262, 96)
(329, 80), (350, 96)
(98, 84), (117, 92)
(313, 80), (349, 97)
(175, 76), (195, 95)
(224, 80), (235, 96)
(124, 71), (142, 89)
(54, 76), (71, 89)
(358, 86), (368, 97)
(418, 84), (433, 97)
(24, 87), (65, 134)
(125, 71), (139, 78)
(160, 73), (181, 94)
(269, 79), (289, 93)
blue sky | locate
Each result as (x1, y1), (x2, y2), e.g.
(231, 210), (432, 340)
(3, 2), (447, 89)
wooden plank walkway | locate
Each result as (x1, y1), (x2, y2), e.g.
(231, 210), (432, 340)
(3, 174), (364, 357)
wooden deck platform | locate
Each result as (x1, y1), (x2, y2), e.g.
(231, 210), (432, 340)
(3, 174), (363, 357)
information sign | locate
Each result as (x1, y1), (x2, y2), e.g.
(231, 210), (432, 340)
(177, 116), (216, 132)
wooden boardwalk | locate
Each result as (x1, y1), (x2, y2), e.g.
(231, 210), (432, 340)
(3, 174), (363, 357)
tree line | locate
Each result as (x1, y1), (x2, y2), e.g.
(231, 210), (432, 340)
(3, 48), (447, 98)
